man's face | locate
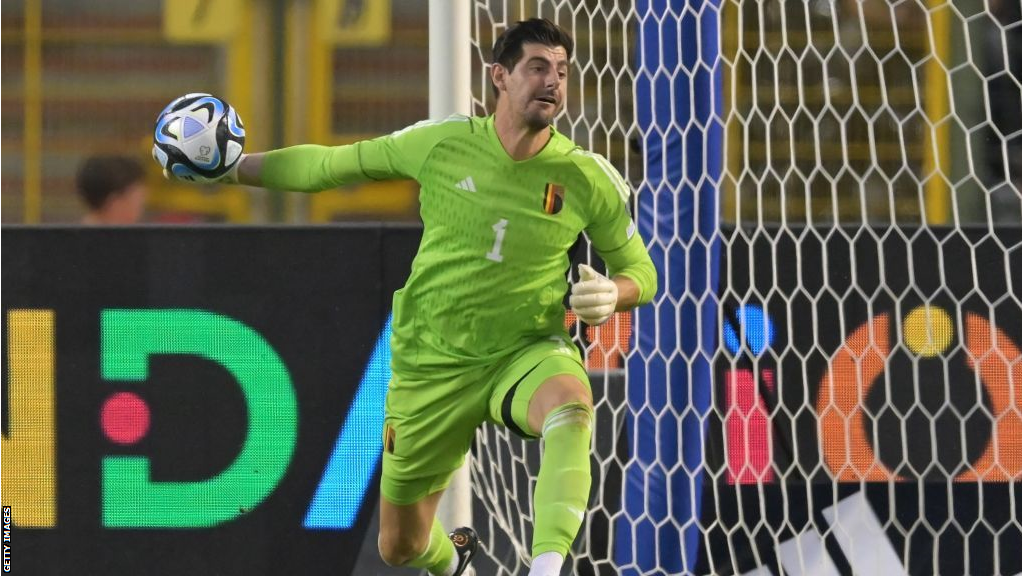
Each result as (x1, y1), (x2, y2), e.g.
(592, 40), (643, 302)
(107, 182), (148, 224)
(493, 42), (569, 130)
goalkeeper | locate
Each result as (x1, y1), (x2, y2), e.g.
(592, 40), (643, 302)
(168, 18), (656, 576)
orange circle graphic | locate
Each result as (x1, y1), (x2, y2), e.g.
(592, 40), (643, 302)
(817, 311), (1022, 482)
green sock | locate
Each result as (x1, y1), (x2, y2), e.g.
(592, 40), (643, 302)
(532, 402), (594, 557)
(406, 517), (455, 575)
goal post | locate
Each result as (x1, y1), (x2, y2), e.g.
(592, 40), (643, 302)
(429, 0), (475, 538)
(455, 1), (1022, 575)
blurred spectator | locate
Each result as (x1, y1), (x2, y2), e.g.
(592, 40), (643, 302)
(76, 155), (149, 224)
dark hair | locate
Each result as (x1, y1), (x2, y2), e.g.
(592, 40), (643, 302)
(76, 155), (146, 210)
(491, 18), (574, 97)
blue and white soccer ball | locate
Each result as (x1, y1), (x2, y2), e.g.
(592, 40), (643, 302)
(152, 93), (245, 181)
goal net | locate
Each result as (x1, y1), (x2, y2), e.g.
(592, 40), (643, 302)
(466, 1), (1021, 575)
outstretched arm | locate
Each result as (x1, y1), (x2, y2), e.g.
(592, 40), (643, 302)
(233, 152), (264, 186)
(162, 115), (463, 190)
(226, 144), (372, 192)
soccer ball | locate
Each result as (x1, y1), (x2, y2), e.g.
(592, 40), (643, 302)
(152, 93), (245, 181)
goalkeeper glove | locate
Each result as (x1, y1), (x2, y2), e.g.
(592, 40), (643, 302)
(570, 264), (618, 326)
(160, 154), (246, 185)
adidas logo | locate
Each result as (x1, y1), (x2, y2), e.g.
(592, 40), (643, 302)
(455, 176), (477, 192)
(742, 491), (906, 576)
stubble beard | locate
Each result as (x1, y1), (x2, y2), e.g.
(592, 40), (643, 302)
(523, 102), (557, 131)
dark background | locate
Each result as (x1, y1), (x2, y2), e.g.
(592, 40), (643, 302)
(699, 225), (1023, 575)
(2, 225), (420, 575)
(3, 224), (1021, 575)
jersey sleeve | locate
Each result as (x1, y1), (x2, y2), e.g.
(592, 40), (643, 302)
(259, 115), (469, 191)
(579, 152), (658, 305)
(357, 116), (469, 180)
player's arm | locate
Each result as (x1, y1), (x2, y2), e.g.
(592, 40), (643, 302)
(602, 234), (656, 310)
(181, 117), (460, 190)
(612, 275), (642, 310)
(569, 153), (657, 326)
(232, 152), (265, 186)
(570, 236), (656, 326)
(224, 144), (368, 191)
(226, 139), (412, 191)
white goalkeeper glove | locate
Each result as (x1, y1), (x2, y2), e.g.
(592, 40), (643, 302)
(160, 154), (246, 185)
(570, 264), (618, 326)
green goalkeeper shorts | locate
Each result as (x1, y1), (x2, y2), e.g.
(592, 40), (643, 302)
(379, 334), (588, 505)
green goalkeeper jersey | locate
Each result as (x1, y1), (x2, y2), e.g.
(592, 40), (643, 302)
(260, 115), (656, 376)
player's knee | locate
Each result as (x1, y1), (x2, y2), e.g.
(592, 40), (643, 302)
(541, 401), (594, 437)
(531, 377), (593, 433)
(378, 531), (426, 566)
(547, 377), (593, 410)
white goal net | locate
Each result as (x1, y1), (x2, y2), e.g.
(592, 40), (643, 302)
(466, 1), (1021, 575)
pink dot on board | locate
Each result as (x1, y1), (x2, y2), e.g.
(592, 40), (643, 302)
(101, 392), (151, 445)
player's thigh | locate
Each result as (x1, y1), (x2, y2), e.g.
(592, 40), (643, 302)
(381, 370), (488, 505)
(487, 336), (590, 438)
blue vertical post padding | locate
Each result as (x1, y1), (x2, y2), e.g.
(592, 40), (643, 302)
(616, 0), (722, 573)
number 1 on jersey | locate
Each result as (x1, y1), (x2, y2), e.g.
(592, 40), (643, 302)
(486, 218), (508, 262)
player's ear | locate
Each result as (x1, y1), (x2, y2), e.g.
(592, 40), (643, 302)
(490, 63), (508, 92)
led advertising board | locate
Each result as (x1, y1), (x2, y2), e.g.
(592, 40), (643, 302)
(700, 225), (1022, 575)
(2, 226), (420, 575)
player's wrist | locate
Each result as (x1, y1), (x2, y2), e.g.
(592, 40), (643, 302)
(611, 275), (639, 311)
(220, 153), (247, 184)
